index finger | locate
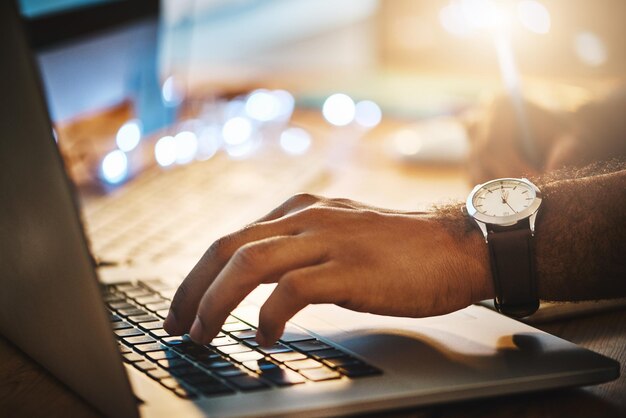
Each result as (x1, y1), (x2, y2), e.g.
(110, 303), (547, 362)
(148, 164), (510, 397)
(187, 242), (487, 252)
(163, 219), (299, 335)
(188, 234), (326, 344)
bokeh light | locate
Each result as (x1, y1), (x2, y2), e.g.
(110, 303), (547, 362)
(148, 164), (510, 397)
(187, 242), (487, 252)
(161, 75), (184, 107)
(101, 150), (128, 184)
(222, 117), (253, 145)
(439, 2), (471, 37)
(273, 89), (295, 121)
(517, 0), (551, 34)
(115, 119), (142, 152)
(197, 125), (220, 161)
(354, 100), (382, 128)
(174, 131), (198, 164)
(574, 31), (607, 67)
(322, 93), (356, 126)
(225, 140), (258, 159)
(280, 127), (311, 155)
(154, 135), (177, 167)
(392, 129), (423, 156)
(245, 89), (280, 121)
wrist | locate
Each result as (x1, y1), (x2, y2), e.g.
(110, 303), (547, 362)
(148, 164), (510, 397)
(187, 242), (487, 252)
(462, 227), (494, 302)
(432, 205), (493, 304)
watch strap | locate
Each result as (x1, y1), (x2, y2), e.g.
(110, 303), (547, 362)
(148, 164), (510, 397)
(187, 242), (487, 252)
(487, 228), (539, 318)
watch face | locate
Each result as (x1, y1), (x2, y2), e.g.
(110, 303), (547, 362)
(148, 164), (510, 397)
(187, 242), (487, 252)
(472, 179), (535, 217)
(466, 178), (542, 226)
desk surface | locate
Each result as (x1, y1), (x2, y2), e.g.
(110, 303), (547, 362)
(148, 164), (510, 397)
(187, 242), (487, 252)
(1, 109), (624, 418)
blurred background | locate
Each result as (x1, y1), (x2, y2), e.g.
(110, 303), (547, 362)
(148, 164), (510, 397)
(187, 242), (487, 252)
(16, 0), (625, 269)
(18, 0), (625, 189)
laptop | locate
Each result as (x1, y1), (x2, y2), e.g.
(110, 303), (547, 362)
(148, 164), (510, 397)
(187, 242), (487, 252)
(0, 2), (619, 417)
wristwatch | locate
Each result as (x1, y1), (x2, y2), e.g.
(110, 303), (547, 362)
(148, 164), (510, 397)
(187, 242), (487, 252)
(465, 178), (542, 318)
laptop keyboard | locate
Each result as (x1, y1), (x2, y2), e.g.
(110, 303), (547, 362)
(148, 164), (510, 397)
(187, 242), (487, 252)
(83, 153), (325, 267)
(104, 280), (381, 399)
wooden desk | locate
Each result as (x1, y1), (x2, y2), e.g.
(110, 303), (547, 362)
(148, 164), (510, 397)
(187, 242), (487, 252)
(1, 110), (624, 418)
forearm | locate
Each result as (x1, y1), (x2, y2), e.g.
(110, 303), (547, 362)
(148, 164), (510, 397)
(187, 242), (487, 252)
(438, 164), (626, 303)
(534, 167), (626, 301)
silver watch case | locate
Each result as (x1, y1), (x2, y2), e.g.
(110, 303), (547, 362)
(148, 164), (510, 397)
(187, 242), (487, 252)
(465, 177), (542, 243)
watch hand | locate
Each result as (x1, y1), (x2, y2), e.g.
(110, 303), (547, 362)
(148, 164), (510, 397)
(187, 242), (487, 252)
(505, 201), (517, 213)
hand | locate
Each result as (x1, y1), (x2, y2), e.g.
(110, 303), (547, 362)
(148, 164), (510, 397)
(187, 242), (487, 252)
(163, 194), (491, 346)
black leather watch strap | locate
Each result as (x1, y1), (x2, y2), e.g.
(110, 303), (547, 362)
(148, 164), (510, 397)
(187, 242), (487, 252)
(487, 228), (539, 318)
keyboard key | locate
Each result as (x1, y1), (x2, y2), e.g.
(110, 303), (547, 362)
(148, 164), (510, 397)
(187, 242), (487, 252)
(279, 327), (313, 343)
(122, 352), (144, 363)
(134, 342), (168, 353)
(134, 361), (157, 372)
(309, 349), (345, 360)
(156, 309), (170, 319)
(222, 322), (252, 332)
(290, 340), (332, 352)
(214, 366), (246, 377)
(118, 308), (147, 317)
(118, 344), (132, 354)
(300, 367), (341, 382)
(146, 302), (171, 312)
(230, 330), (257, 340)
(259, 368), (305, 386)
(147, 368), (171, 380)
(322, 356), (360, 368)
(270, 351), (307, 363)
(257, 343), (291, 355)
(129, 314), (160, 323)
(182, 345), (215, 357)
(142, 279), (173, 292)
(162, 336), (185, 346)
(150, 329), (170, 338)
(124, 335), (157, 345)
(109, 302), (135, 310)
(125, 289), (154, 298)
(337, 364), (382, 378)
(242, 359), (279, 372)
(111, 321), (133, 330)
(110, 313), (123, 322)
(146, 350), (179, 361)
(158, 358), (191, 370)
(134, 295), (165, 305)
(115, 328), (143, 338)
(284, 359), (324, 371)
(170, 367), (203, 378)
(193, 351), (223, 363)
(139, 320), (164, 331)
(227, 375), (269, 391)
(229, 351), (264, 363)
(210, 336), (238, 347)
(199, 359), (232, 369)
(216, 344), (251, 355)
(116, 284), (142, 292)
(103, 294), (125, 303)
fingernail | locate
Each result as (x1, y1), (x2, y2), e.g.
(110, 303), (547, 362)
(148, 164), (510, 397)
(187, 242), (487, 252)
(255, 329), (269, 347)
(163, 311), (177, 333)
(254, 329), (267, 347)
(189, 316), (204, 343)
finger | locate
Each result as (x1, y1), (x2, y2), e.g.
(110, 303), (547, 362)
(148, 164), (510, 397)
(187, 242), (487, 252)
(256, 263), (340, 346)
(164, 220), (300, 335)
(253, 193), (321, 223)
(188, 234), (327, 343)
